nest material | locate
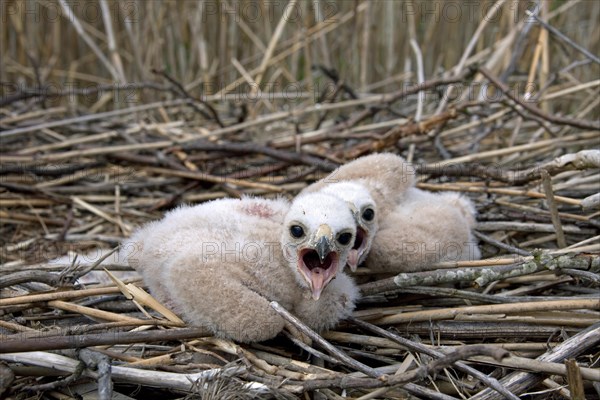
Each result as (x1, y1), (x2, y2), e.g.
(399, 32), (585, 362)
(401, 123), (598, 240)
(1, 79), (598, 397)
(1, 5), (600, 399)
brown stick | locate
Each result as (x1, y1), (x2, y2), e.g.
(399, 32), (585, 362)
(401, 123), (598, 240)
(471, 322), (600, 400)
(269, 301), (383, 379)
(478, 67), (600, 131)
(152, 69), (225, 127)
(565, 359), (586, 400)
(374, 299), (600, 325)
(348, 317), (520, 400)
(143, 166), (283, 192)
(178, 140), (337, 171)
(0, 82), (170, 108)
(540, 169), (567, 248)
(0, 287), (122, 307)
(285, 345), (508, 394)
(359, 253), (599, 296)
(417, 149), (600, 184)
(0, 327), (210, 353)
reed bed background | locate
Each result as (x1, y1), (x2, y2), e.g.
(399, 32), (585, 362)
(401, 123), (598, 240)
(1, 0), (599, 399)
(2, 1), (599, 107)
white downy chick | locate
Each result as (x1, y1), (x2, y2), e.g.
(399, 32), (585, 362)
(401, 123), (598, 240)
(121, 192), (359, 343)
(303, 153), (480, 273)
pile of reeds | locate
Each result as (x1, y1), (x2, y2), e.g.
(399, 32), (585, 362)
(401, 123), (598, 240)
(1, 1), (599, 399)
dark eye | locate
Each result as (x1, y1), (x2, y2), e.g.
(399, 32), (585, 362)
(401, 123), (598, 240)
(290, 225), (304, 238)
(362, 208), (375, 221)
(337, 232), (353, 245)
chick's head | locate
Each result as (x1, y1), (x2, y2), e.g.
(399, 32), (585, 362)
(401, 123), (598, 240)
(282, 192), (356, 300)
(319, 181), (378, 271)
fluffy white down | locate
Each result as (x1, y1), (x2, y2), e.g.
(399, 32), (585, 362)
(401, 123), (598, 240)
(318, 181), (376, 214)
(121, 196), (291, 269)
(119, 193), (360, 342)
(385, 187), (481, 263)
(119, 196), (292, 312)
(399, 188), (478, 230)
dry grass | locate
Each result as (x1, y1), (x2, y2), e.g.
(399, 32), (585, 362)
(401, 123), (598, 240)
(1, 1), (600, 399)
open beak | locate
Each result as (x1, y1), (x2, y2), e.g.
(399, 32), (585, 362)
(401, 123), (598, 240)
(298, 224), (339, 300)
(347, 226), (369, 272)
(345, 203), (365, 272)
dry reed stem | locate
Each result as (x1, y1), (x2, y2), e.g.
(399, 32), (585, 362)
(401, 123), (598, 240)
(47, 300), (147, 324)
(0, 351), (253, 392)
(374, 299), (600, 325)
(0, 287), (123, 307)
(471, 322), (600, 400)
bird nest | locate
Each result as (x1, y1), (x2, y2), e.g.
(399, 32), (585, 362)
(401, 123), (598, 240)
(1, 68), (599, 400)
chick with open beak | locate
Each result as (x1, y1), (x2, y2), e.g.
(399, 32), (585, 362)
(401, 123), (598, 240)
(316, 182), (378, 272)
(283, 193), (356, 300)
